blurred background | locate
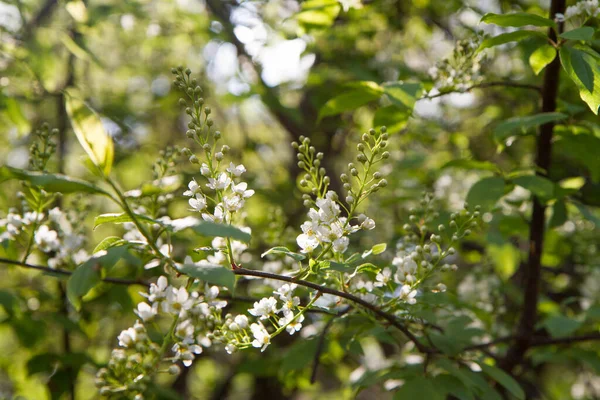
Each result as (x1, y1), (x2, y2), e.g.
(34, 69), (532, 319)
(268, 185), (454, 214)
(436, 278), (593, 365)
(1, 0), (600, 399)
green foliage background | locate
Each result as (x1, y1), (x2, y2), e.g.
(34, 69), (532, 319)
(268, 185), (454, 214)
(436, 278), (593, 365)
(0, 0), (600, 399)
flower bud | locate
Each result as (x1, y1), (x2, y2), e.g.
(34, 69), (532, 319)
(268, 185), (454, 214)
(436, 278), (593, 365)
(381, 151), (390, 159)
(214, 131), (222, 140)
(168, 365), (181, 375)
(204, 107), (211, 115)
(346, 196), (354, 203)
(215, 152), (224, 161)
(379, 179), (388, 187)
(373, 172), (382, 180)
(357, 154), (367, 163)
(189, 155), (199, 164)
(357, 143), (365, 151)
(369, 128), (376, 135)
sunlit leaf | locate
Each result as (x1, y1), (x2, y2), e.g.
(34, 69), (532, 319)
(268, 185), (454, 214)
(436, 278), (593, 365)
(479, 30), (545, 51)
(65, 94), (114, 176)
(261, 246), (305, 261)
(0, 166), (109, 195)
(560, 45), (600, 114)
(481, 12), (556, 29)
(529, 44), (557, 75)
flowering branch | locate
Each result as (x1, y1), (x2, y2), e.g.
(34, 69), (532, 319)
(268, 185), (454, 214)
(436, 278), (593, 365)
(232, 267), (433, 353)
(0, 257), (147, 286)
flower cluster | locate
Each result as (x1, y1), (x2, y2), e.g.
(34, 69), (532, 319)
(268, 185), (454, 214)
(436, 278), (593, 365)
(428, 36), (486, 93)
(293, 130), (385, 257)
(350, 194), (481, 308)
(556, 0), (599, 23)
(98, 274), (312, 397)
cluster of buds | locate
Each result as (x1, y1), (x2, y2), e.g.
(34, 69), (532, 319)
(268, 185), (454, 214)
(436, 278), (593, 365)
(428, 36), (486, 93)
(28, 123), (57, 172)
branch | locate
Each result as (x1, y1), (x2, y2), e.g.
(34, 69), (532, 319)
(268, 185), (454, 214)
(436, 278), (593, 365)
(233, 268), (432, 353)
(424, 81), (542, 100)
(0, 257), (147, 286)
(500, 0), (566, 373)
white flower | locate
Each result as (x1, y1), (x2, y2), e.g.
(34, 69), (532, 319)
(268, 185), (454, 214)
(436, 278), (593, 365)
(207, 172), (231, 190)
(164, 287), (194, 316)
(231, 182), (255, 198)
(227, 162), (246, 176)
(225, 343), (237, 354)
(234, 314), (249, 329)
(274, 284), (297, 301)
(200, 163), (211, 176)
(172, 342), (202, 367)
(280, 312), (305, 335)
(315, 196), (340, 223)
(394, 257), (417, 284)
(360, 217), (376, 230)
(118, 327), (138, 348)
(135, 302), (157, 321)
(145, 276), (170, 302)
(398, 285), (417, 305)
(189, 195), (207, 212)
(374, 267), (392, 287)
(248, 297), (277, 319)
(250, 323), (271, 352)
(34, 225), (60, 252)
(332, 236), (349, 253)
(183, 180), (201, 197)
(72, 249), (89, 265)
(223, 194), (245, 211)
(297, 233), (319, 253)
(202, 205), (225, 223)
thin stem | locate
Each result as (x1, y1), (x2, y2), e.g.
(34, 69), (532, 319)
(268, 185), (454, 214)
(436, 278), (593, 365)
(0, 257), (147, 286)
(232, 267), (431, 353)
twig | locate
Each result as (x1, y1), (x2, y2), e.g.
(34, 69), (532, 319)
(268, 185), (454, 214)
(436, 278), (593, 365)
(0, 257), (147, 286)
(233, 268), (432, 353)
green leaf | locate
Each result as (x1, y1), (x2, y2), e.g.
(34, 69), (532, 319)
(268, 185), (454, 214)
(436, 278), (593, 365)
(541, 315), (582, 337)
(191, 221), (251, 243)
(432, 375), (475, 400)
(295, 0), (340, 29)
(529, 44), (557, 75)
(512, 175), (555, 200)
(94, 212), (159, 229)
(393, 377), (445, 400)
(321, 260), (351, 272)
(371, 243), (387, 255)
(488, 243), (520, 279)
(559, 27), (595, 41)
(382, 82), (423, 110)
(66, 247), (127, 310)
(494, 112), (568, 143)
(466, 177), (506, 210)
(554, 133), (600, 182)
(373, 106), (410, 134)
(66, 261), (101, 310)
(93, 236), (128, 253)
(479, 363), (525, 400)
(0, 166), (109, 195)
(442, 159), (501, 173)
(481, 12), (556, 29)
(318, 82), (383, 120)
(574, 201), (600, 227)
(176, 261), (235, 292)
(261, 246), (305, 261)
(549, 200), (568, 228)
(560, 46), (600, 114)
(479, 30), (545, 51)
(65, 93), (114, 176)
(2, 97), (30, 135)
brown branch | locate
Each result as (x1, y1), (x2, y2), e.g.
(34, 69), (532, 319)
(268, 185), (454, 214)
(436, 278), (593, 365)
(0, 257), (147, 286)
(424, 81), (542, 100)
(500, 0), (566, 373)
(233, 268), (432, 353)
